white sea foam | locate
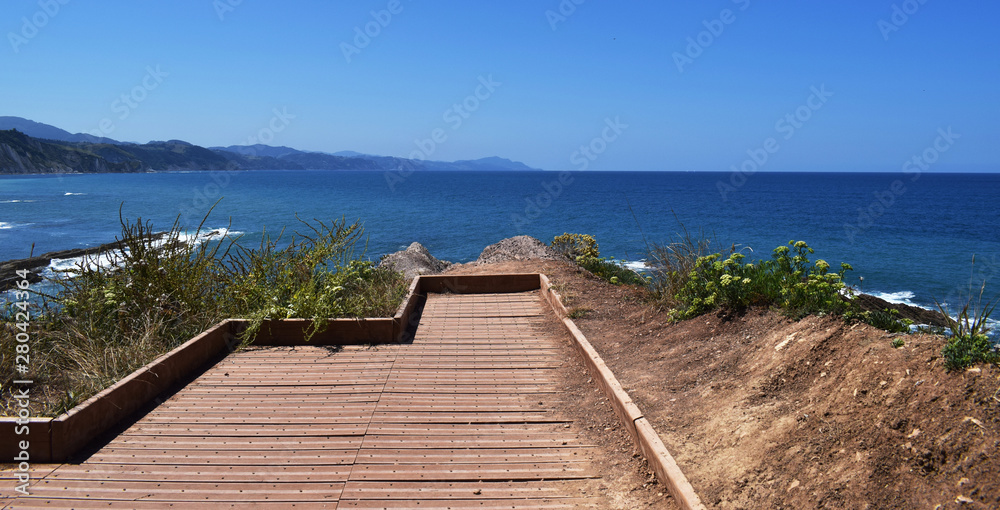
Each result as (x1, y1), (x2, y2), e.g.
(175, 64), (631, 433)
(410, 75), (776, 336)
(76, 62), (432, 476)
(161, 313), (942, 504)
(1, 199), (34, 203)
(43, 228), (243, 279)
(63, 192), (85, 196)
(46, 250), (125, 277)
(183, 228), (243, 245)
(0, 222), (12, 230)
(623, 259), (649, 272)
(869, 290), (917, 305)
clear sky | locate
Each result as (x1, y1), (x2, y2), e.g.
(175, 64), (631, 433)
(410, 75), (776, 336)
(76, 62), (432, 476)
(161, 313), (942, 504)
(3, 0), (997, 171)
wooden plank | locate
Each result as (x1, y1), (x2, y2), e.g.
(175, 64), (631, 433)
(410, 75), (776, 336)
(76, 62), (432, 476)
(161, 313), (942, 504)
(354, 447), (596, 464)
(24, 480), (345, 502)
(32, 465), (353, 482)
(347, 462), (596, 481)
(86, 449), (358, 465)
(338, 499), (597, 509)
(9, 501), (341, 509)
(339, 480), (596, 499)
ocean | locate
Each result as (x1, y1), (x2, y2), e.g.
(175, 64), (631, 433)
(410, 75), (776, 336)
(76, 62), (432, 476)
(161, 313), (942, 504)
(2, 170), (999, 317)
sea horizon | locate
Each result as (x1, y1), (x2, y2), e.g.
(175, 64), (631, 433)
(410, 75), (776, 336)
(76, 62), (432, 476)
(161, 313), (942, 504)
(3, 169), (999, 318)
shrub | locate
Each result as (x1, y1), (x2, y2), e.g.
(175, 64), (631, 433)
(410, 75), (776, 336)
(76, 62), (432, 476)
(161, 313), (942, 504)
(552, 233), (644, 286)
(942, 334), (996, 371)
(668, 240), (853, 321)
(222, 217), (407, 341)
(934, 277), (998, 371)
(551, 233), (599, 262)
(578, 257), (646, 286)
(646, 225), (726, 310)
(844, 308), (912, 334)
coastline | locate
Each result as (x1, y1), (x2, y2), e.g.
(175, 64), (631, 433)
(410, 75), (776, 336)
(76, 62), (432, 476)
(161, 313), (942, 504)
(0, 233), (168, 292)
(0, 236), (953, 329)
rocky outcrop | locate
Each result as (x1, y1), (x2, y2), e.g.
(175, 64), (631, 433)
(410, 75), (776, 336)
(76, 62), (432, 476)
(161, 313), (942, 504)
(475, 235), (563, 265)
(853, 292), (951, 328)
(378, 242), (452, 280)
(0, 233), (168, 291)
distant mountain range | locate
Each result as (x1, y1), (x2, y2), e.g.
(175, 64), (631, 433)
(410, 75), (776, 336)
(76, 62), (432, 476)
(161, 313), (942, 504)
(0, 116), (539, 174)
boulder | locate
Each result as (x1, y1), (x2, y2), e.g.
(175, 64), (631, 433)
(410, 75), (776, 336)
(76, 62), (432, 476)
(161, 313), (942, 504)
(476, 235), (563, 265)
(379, 242), (451, 280)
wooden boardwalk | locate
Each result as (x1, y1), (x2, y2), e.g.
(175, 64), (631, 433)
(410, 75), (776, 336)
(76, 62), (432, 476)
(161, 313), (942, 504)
(4, 292), (623, 509)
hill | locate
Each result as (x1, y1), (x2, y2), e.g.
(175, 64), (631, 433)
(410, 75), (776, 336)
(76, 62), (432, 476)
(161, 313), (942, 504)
(0, 116), (119, 144)
(0, 130), (237, 173)
(0, 119), (542, 174)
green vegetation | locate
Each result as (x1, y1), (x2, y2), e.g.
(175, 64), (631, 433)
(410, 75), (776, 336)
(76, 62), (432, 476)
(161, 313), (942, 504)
(223, 218), (407, 341)
(559, 231), (1000, 368)
(844, 308), (913, 334)
(551, 233), (600, 261)
(645, 226), (717, 311)
(662, 241), (853, 321)
(935, 279), (998, 371)
(0, 211), (407, 415)
(551, 233), (645, 286)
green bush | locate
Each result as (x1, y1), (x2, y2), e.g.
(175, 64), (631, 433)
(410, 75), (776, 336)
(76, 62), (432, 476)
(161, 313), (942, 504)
(552, 233), (644, 286)
(942, 334), (997, 371)
(223, 218), (407, 341)
(669, 240), (853, 321)
(934, 277), (998, 371)
(578, 257), (647, 286)
(646, 230), (719, 309)
(844, 308), (912, 334)
(551, 233), (599, 262)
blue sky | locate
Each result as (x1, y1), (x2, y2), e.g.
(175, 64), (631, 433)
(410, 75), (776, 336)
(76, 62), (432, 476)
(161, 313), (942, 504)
(3, 0), (997, 171)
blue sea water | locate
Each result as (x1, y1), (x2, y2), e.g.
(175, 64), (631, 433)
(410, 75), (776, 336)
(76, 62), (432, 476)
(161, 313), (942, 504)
(2, 170), (999, 316)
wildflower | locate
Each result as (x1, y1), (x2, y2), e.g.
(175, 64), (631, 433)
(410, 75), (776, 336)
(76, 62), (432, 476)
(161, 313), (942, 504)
(742, 278), (751, 284)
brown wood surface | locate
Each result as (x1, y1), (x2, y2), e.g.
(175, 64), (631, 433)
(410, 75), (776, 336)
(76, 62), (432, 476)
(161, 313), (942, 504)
(3, 291), (625, 508)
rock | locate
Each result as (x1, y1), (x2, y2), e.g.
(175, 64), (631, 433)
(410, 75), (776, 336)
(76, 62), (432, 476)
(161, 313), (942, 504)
(475, 235), (563, 265)
(0, 232), (169, 292)
(852, 292), (950, 328)
(378, 242), (451, 280)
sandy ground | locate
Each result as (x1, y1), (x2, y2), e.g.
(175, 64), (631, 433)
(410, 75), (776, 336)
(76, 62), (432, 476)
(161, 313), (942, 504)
(446, 259), (1000, 509)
